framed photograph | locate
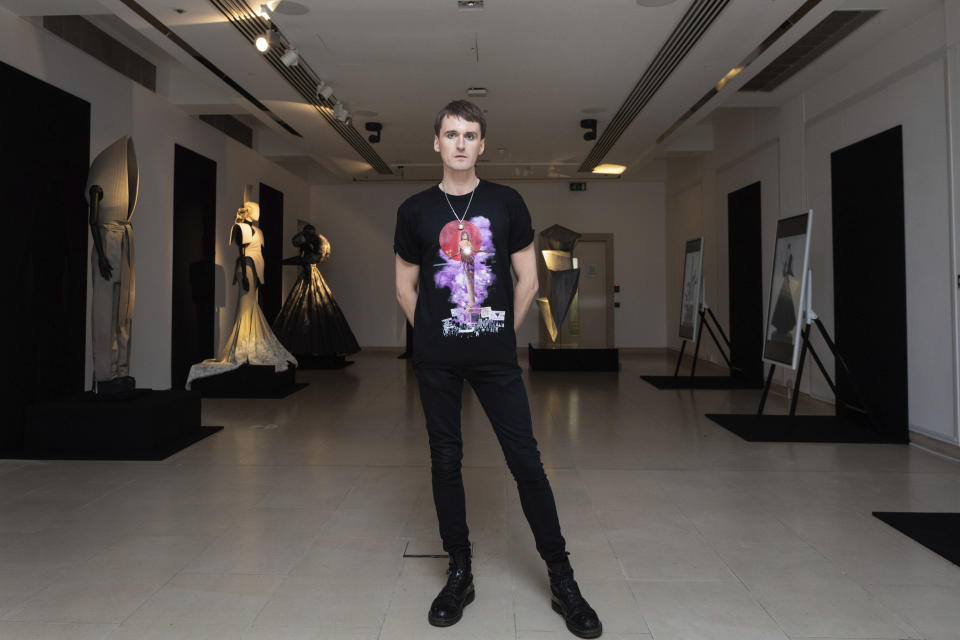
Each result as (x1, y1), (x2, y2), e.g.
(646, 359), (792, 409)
(762, 211), (813, 369)
(678, 237), (704, 341)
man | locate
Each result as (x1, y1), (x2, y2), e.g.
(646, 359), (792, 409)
(394, 100), (602, 639)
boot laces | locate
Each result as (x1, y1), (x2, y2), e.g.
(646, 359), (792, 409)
(439, 567), (470, 599)
(554, 575), (591, 613)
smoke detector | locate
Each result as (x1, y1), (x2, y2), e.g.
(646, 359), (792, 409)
(466, 87), (488, 97)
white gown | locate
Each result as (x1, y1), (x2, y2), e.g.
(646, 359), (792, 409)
(186, 222), (297, 389)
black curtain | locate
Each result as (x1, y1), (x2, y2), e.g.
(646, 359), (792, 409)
(831, 126), (908, 441)
(1, 62), (90, 449)
(171, 145), (217, 390)
(258, 182), (284, 324)
(727, 182), (764, 383)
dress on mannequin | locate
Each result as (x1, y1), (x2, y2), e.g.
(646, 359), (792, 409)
(86, 136), (138, 389)
(272, 225), (360, 356)
(186, 202), (297, 389)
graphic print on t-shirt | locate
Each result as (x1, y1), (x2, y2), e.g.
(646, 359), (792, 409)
(434, 216), (506, 337)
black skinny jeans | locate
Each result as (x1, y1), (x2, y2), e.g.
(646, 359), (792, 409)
(414, 363), (567, 564)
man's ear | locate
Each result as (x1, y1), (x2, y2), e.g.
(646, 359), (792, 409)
(433, 136), (440, 153)
(479, 139), (485, 156)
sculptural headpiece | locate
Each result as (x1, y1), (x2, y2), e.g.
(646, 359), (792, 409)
(235, 201), (260, 224)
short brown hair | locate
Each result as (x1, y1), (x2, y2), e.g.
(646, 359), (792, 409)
(434, 100), (486, 139)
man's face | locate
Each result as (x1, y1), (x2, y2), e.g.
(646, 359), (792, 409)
(434, 115), (485, 173)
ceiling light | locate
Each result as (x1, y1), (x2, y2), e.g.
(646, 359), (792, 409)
(280, 48), (299, 67)
(466, 87), (488, 97)
(255, 28), (274, 52)
(316, 81), (334, 100)
(334, 103), (349, 122)
(591, 164), (626, 175)
(458, 0), (484, 11)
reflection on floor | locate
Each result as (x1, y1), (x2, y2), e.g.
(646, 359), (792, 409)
(0, 350), (958, 639)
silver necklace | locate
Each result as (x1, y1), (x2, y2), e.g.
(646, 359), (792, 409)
(441, 178), (479, 229)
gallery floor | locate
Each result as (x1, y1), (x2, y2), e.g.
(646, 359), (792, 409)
(1, 350), (958, 639)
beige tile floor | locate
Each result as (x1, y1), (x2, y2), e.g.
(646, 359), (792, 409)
(1, 349), (959, 639)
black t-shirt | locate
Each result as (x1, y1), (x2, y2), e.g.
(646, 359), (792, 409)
(394, 180), (534, 366)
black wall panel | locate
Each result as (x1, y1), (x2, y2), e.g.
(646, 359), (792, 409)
(172, 145), (216, 390)
(1, 61), (90, 449)
(727, 181), (764, 383)
(258, 182), (284, 325)
(830, 126), (908, 441)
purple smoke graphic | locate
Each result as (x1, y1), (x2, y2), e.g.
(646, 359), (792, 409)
(434, 216), (495, 318)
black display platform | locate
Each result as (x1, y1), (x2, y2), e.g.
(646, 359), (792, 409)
(190, 363), (306, 398)
(705, 413), (906, 444)
(12, 389), (221, 460)
(296, 354), (355, 370)
(528, 345), (619, 371)
(642, 375), (763, 390)
(873, 512), (960, 567)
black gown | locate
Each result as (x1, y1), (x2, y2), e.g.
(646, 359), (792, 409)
(272, 229), (360, 357)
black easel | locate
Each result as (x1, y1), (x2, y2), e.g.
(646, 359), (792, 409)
(673, 282), (734, 378)
(757, 273), (879, 432)
(673, 306), (735, 377)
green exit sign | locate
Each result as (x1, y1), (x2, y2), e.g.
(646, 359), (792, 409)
(569, 182), (587, 192)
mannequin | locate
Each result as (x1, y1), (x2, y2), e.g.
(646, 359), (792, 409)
(272, 224), (360, 357)
(86, 136), (138, 394)
(186, 201), (296, 389)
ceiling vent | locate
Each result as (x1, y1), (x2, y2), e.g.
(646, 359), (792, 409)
(578, 0), (731, 173)
(42, 15), (156, 92)
(199, 114), (254, 148)
(740, 10), (879, 92)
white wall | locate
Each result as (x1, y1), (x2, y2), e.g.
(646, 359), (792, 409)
(313, 180), (667, 349)
(666, 2), (960, 445)
(0, 8), (312, 389)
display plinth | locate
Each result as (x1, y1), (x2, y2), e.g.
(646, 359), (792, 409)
(528, 344), (619, 372)
(20, 389), (219, 460)
(190, 363), (304, 398)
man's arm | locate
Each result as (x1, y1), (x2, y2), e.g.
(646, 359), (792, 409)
(511, 242), (538, 332)
(396, 254), (420, 326)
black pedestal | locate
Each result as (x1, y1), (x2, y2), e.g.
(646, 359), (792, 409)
(528, 345), (620, 371)
(19, 389), (220, 460)
(190, 363), (305, 398)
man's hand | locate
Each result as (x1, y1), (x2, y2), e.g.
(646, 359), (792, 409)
(98, 253), (113, 280)
(511, 242), (538, 332)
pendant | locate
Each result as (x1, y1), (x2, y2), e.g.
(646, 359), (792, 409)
(458, 223), (463, 229)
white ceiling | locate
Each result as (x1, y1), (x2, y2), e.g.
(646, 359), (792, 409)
(0, 0), (939, 182)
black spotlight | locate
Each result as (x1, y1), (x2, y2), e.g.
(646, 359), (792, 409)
(365, 121), (382, 143)
(580, 118), (597, 141)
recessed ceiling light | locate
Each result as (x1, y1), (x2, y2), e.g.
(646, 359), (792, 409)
(466, 87), (488, 97)
(458, 0), (484, 11)
(592, 164), (627, 175)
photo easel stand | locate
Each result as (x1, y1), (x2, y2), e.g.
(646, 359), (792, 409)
(673, 283), (734, 377)
(757, 273), (879, 432)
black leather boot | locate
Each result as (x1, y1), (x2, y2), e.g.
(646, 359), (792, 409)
(548, 559), (602, 639)
(428, 551), (475, 627)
